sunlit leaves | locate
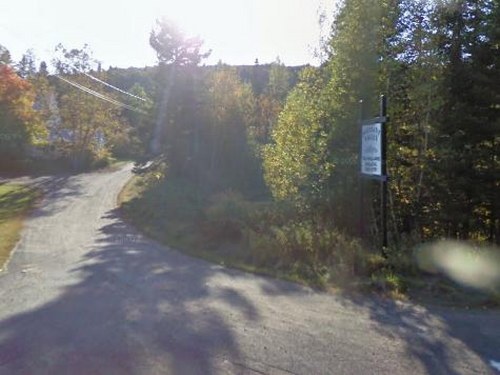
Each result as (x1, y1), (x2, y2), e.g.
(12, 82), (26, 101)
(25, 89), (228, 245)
(57, 73), (125, 167)
(0, 65), (43, 155)
(52, 43), (96, 74)
(201, 67), (258, 189)
(264, 67), (332, 203)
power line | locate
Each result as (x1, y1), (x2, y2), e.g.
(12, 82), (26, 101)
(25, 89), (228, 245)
(54, 75), (147, 114)
(55, 75), (135, 110)
(82, 72), (148, 102)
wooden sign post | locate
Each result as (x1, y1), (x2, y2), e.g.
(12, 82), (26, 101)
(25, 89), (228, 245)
(359, 95), (388, 253)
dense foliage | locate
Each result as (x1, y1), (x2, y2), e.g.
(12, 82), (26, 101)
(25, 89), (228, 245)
(0, 64), (43, 162)
(265, 0), (499, 247)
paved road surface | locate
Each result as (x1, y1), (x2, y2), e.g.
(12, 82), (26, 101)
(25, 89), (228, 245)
(0, 165), (499, 374)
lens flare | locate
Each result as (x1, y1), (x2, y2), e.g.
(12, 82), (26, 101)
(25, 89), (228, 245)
(415, 240), (500, 291)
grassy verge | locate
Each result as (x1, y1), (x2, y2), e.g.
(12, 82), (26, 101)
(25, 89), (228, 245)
(118, 175), (324, 287)
(0, 183), (40, 270)
(118, 175), (400, 292)
(119, 174), (500, 308)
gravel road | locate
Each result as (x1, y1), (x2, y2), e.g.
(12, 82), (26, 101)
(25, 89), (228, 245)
(0, 164), (499, 375)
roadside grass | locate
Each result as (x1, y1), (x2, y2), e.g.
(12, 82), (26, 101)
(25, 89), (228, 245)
(119, 174), (500, 308)
(118, 175), (326, 287)
(119, 175), (395, 291)
(0, 183), (40, 270)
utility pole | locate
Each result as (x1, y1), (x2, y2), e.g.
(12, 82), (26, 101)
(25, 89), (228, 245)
(359, 99), (365, 240)
(359, 95), (389, 255)
(380, 95), (388, 250)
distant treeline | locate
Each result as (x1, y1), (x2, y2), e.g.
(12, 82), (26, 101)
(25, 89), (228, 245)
(105, 62), (304, 100)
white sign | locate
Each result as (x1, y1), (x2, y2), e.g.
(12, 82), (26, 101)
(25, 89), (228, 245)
(361, 123), (382, 176)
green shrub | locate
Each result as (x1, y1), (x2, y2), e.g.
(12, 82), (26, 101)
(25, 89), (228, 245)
(245, 200), (297, 229)
(122, 175), (203, 242)
(370, 270), (407, 295)
(243, 215), (366, 283)
(359, 253), (387, 275)
(245, 228), (281, 266)
(270, 221), (363, 267)
(203, 190), (249, 242)
(90, 156), (111, 170)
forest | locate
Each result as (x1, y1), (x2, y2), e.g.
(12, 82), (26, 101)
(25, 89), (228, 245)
(1, 0), (499, 300)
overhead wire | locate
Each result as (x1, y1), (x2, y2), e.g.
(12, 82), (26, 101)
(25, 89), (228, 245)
(82, 72), (147, 102)
(54, 75), (148, 114)
(0, 22), (150, 116)
(55, 75), (136, 110)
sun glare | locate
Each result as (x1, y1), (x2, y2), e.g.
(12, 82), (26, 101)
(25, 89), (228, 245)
(149, 0), (322, 65)
(416, 240), (500, 291)
(0, 0), (326, 68)
(149, 0), (262, 63)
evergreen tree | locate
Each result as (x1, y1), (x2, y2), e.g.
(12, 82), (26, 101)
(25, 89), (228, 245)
(431, 0), (500, 240)
(16, 49), (37, 79)
(0, 44), (11, 65)
(149, 18), (210, 155)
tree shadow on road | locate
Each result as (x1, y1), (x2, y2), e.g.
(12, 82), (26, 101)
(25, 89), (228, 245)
(0, 175), (85, 219)
(28, 176), (86, 218)
(0, 208), (259, 375)
(338, 294), (494, 374)
(257, 276), (500, 374)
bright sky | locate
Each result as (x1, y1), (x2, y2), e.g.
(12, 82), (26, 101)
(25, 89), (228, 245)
(0, 0), (336, 69)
